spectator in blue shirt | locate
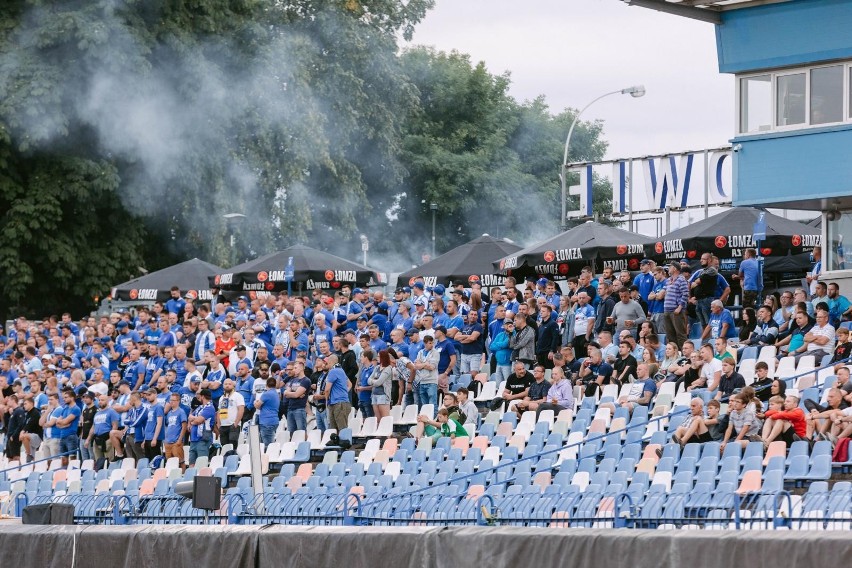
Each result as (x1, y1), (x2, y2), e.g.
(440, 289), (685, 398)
(56, 389), (82, 467)
(633, 260), (656, 302)
(188, 389), (216, 467)
(702, 300), (739, 343)
(165, 286), (187, 315)
(87, 394), (120, 463)
(323, 354), (351, 432)
(254, 377), (280, 448)
(737, 248), (761, 309)
(827, 282), (852, 327)
(142, 388), (165, 461)
(163, 393), (188, 468)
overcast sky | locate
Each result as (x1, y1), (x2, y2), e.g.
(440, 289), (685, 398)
(405, 0), (734, 161)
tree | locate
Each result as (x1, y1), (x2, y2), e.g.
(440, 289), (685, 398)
(0, 0), (433, 317)
(376, 48), (612, 268)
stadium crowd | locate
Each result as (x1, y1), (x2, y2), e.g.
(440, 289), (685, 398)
(1, 245), (851, 472)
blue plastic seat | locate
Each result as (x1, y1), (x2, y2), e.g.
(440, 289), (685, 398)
(804, 454), (832, 481)
(785, 455), (810, 482)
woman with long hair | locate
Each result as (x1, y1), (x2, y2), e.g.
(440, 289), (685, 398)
(739, 307), (757, 343)
(368, 349), (393, 420)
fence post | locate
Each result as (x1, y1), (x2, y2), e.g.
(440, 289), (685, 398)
(14, 492), (28, 517)
(613, 493), (634, 529)
(732, 493), (742, 530)
(112, 495), (130, 525)
(475, 495), (496, 526)
(773, 491), (793, 530)
(228, 494), (247, 525)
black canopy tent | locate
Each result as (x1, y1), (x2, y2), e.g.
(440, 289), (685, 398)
(211, 245), (385, 294)
(646, 207), (821, 263)
(396, 234), (522, 289)
(111, 258), (224, 302)
(492, 221), (654, 280)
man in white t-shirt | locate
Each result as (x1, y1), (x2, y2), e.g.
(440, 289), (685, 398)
(698, 343), (723, 392)
(798, 308), (835, 363)
(216, 378), (245, 447)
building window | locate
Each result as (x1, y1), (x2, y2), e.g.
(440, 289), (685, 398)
(776, 73), (806, 127)
(826, 212), (852, 272)
(810, 65), (843, 125)
(739, 75), (771, 133)
(737, 61), (852, 134)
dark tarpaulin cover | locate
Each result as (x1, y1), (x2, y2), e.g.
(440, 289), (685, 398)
(211, 245), (384, 292)
(492, 221), (654, 280)
(647, 207), (820, 262)
(111, 258), (224, 303)
(396, 234), (522, 289)
(74, 524), (258, 568)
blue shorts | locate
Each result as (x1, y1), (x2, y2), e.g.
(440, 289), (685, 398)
(59, 435), (79, 455)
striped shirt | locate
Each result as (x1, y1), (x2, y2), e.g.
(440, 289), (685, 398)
(663, 275), (689, 313)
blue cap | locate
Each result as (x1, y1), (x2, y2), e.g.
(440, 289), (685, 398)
(352, 288), (364, 295)
(116, 321), (128, 329)
(238, 295), (248, 301)
(403, 286), (411, 293)
(412, 282), (424, 289)
(432, 284), (446, 296)
(235, 314), (248, 322)
(99, 336), (112, 344)
(377, 302), (389, 311)
(536, 278), (548, 286)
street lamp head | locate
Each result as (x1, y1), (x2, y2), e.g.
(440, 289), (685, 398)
(222, 213), (247, 220)
(623, 85), (646, 98)
(430, 203), (438, 211)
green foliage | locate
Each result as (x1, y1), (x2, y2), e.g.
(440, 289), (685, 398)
(0, 0), (612, 318)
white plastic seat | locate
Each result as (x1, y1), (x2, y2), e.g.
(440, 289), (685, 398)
(234, 455), (252, 476)
(593, 407), (612, 428)
(537, 409), (555, 429)
(358, 417), (378, 438)
(600, 384), (619, 401)
(264, 442), (281, 462)
(656, 382), (676, 399)
(384, 461), (401, 481)
(570, 471), (590, 492)
(776, 356), (797, 379)
(651, 471), (672, 492)
(399, 404), (419, 425)
(475, 382), (498, 402)
(307, 430), (324, 450)
(209, 455), (224, 470)
(370, 416), (394, 438)
(757, 346), (777, 367)
(275, 442), (296, 463)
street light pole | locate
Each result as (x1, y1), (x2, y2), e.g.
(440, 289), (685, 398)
(360, 234), (369, 266)
(430, 202), (438, 259)
(560, 85), (645, 231)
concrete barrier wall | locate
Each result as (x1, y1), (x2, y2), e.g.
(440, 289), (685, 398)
(0, 525), (846, 568)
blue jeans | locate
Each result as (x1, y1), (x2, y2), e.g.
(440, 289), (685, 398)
(358, 401), (374, 419)
(315, 408), (328, 433)
(405, 385), (420, 410)
(417, 383), (438, 414)
(287, 407), (307, 433)
(259, 424), (277, 448)
(59, 435), (79, 456)
(79, 442), (93, 462)
(697, 297), (713, 328)
(189, 438), (211, 466)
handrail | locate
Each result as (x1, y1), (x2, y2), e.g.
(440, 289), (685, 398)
(357, 405), (691, 509)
